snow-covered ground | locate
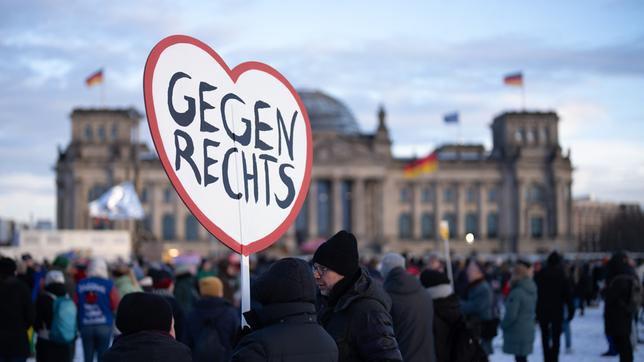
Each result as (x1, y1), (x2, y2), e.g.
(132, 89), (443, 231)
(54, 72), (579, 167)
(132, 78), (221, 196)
(490, 304), (644, 362)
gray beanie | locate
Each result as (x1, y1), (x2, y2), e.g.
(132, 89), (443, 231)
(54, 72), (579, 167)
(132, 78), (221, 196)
(380, 253), (405, 279)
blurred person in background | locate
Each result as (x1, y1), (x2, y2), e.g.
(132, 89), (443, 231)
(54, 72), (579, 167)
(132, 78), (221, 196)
(0, 256), (35, 362)
(381, 253), (436, 362)
(150, 268), (187, 344)
(186, 276), (238, 362)
(460, 260), (496, 356)
(35, 270), (76, 362)
(112, 263), (141, 298)
(173, 263), (199, 316)
(534, 252), (574, 362)
(75, 258), (119, 362)
(103, 292), (191, 362)
(604, 252), (641, 362)
(501, 260), (537, 362)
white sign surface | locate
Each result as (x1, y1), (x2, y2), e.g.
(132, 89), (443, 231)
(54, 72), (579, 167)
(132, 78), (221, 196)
(144, 35), (312, 255)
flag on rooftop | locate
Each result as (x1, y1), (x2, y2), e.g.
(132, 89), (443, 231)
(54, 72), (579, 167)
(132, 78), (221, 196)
(89, 181), (144, 220)
(504, 72), (523, 87)
(85, 69), (104, 87)
(443, 112), (459, 124)
(403, 151), (438, 178)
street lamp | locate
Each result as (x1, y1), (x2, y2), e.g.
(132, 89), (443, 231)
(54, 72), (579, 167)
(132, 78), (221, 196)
(465, 233), (475, 244)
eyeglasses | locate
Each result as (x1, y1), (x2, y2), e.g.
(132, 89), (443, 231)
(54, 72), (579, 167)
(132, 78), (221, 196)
(311, 263), (329, 276)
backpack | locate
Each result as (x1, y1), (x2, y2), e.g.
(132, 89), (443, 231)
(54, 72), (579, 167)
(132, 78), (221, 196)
(451, 317), (489, 362)
(46, 292), (77, 344)
(193, 317), (228, 362)
(613, 275), (643, 314)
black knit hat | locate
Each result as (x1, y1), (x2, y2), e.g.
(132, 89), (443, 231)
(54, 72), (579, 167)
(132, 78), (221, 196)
(116, 292), (173, 335)
(0, 257), (17, 277)
(420, 269), (450, 288)
(253, 258), (317, 305)
(312, 230), (359, 277)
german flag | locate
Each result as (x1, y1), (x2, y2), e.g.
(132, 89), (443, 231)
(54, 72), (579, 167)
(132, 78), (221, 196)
(86, 69), (104, 87)
(403, 152), (438, 178)
(504, 72), (523, 87)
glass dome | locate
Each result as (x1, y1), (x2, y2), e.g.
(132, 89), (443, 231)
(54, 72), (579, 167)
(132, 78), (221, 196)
(298, 90), (360, 135)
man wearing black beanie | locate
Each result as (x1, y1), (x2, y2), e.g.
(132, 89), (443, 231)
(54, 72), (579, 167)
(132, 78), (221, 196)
(312, 230), (402, 362)
(103, 292), (191, 362)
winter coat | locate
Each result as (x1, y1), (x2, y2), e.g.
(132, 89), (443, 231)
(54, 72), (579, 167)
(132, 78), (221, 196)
(428, 284), (478, 362)
(103, 330), (192, 362)
(232, 302), (338, 362)
(186, 296), (239, 361)
(318, 268), (403, 362)
(604, 272), (639, 337)
(460, 278), (493, 338)
(114, 275), (142, 297)
(534, 265), (574, 322)
(501, 277), (537, 357)
(383, 267), (436, 362)
(0, 276), (34, 358)
(174, 274), (199, 316)
(35, 283), (75, 362)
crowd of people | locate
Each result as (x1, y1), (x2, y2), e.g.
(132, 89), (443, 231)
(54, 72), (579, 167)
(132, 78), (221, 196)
(0, 230), (642, 362)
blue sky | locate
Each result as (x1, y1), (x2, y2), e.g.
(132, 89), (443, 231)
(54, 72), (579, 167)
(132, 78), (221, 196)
(1, 0), (643, 223)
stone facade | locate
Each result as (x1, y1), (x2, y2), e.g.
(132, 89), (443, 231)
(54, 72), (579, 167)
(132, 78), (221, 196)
(56, 91), (575, 259)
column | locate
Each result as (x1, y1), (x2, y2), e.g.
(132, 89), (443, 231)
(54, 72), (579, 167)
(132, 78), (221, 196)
(412, 182), (421, 240)
(479, 184), (488, 240)
(332, 177), (343, 233)
(456, 183), (465, 239)
(434, 182), (443, 249)
(308, 179), (318, 237)
(353, 178), (365, 240)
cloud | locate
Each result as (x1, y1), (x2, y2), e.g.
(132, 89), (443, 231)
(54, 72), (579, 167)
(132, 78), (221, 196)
(0, 173), (55, 223)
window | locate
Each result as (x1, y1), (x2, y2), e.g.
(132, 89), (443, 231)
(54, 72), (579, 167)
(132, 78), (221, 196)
(443, 213), (457, 239)
(143, 214), (153, 232)
(421, 186), (434, 203)
(185, 215), (199, 241)
(163, 187), (174, 203)
(317, 180), (331, 236)
(487, 213), (499, 238)
(84, 125), (93, 141)
(488, 186), (499, 202)
(111, 124), (119, 140)
(398, 213), (413, 239)
(466, 186), (477, 204)
(527, 129), (536, 144)
(140, 187), (148, 203)
(531, 216), (544, 239)
(421, 213), (434, 239)
(465, 213), (478, 236)
(295, 197), (309, 244)
(162, 214), (176, 240)
(88, 184), (108, 202)
(514, 128), (524, 143)
(341, 180), (353, 232)
(98, 126), (106, 142)
(400, 186), (412, 203)
(540, 128), (549, 145)
(443, 186), (455, 203)
(527, 184), (545, 203)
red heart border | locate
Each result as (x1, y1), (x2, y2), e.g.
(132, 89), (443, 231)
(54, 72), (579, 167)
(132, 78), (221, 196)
(143, 35), (313, 256)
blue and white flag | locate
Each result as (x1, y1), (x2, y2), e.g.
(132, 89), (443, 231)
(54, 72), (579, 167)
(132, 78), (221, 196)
(89, 181), (144, 220)
(443, 112), (459, 124)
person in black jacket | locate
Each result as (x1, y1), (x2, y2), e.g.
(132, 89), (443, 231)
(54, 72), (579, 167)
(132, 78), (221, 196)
(103, 292), (192, 362)
(35, 270), (75, 362)
(150, 268), (187, 344)
(381, 253), (436, 362)
(232, 257), (338, 361)
(420, 269), (487, 362)
(186, 276), (239, 362)
(312, 231), (403, 362)
(534, 252), (574, 362)
(604, 252), (640, 362)
(0, 256), (35, 362)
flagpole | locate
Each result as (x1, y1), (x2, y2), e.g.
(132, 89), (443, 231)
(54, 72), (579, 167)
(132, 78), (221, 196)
(521, 83), (526, 111)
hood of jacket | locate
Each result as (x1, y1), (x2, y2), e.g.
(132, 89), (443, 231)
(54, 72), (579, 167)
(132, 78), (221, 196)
(383, 267), (423, 295)
(512, 277), (537, 296)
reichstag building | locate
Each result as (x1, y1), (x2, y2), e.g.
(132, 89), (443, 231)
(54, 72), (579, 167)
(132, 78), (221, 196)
(56, 90), (574, 259)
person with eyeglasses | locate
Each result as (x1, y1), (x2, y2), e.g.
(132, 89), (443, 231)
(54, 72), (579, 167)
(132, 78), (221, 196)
(312, 230), (402, 362)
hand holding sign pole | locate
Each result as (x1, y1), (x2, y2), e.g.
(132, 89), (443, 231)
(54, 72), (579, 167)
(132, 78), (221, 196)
(143, 35), (312, 324)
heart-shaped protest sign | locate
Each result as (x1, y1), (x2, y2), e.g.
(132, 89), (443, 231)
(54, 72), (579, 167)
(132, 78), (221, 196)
(144, 35), (312, 255)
